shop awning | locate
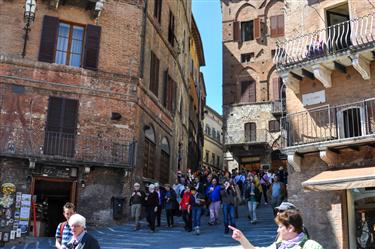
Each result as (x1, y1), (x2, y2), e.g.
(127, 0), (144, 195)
(302, 167), (375, 191)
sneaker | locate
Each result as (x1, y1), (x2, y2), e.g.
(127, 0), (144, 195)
(224, 227), (229, 234)
(208, 222), (214, 225)
(196, 227), (200, 235)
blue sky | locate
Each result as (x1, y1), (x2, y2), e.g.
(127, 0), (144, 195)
(192, 0), (223, 115)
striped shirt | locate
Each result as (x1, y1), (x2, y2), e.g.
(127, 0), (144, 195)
(55, 222), (72, 247)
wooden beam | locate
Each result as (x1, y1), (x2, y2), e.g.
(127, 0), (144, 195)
(334, 61), (347, 74)
(348, 145), (360, 151)
(327, 147), (340, 154)
(302, 69), (315, 79)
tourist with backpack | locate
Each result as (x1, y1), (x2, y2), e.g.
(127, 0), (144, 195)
(55, 202), (75, 249)
(229, 209), (323, 249)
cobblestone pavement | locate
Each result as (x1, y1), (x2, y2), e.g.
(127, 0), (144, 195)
(4, 204), (277, 249)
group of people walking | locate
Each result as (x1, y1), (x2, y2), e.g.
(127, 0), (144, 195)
(129, 167), (288, 235)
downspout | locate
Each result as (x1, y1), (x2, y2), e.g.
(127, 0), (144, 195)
(139, 0), (148, 78)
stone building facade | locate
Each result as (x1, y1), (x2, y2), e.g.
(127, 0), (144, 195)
(221, 0), (287, 173)
(275, 0), (375, 248)
(203, 105), (224, 172)
(0, 0), (205, 237)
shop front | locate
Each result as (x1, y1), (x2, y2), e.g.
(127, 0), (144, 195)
(303, 167), (375, 249)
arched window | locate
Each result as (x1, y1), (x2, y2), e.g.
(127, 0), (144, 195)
(160, 137), (170, 184)
(143, 125), (156, 179)
(338, 107), (364, 138)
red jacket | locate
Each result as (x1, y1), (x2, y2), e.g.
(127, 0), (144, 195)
(180, 191), (192, 211)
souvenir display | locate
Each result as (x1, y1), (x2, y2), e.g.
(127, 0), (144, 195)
(2, 232), (8, 242)
(9, 231), (15, 240)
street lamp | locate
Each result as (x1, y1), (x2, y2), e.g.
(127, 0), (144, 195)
(22, 0), (37, 58)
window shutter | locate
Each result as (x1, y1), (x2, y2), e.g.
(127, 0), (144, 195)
(46, 97), (63, 132)
(158, 0), (163, 23)
(83, 24), (101, 70)
(278, 15), (284, 36)
(253, 18), (261, 40)
(163, 70), (169, 107)
(38, 15), (59, 63)
(150, 52), (159, 96)
(233, 21), (240, 42)
(270, 16), (277, 38)
(273, 77), (280, 100)
(62, 99), (79, 134)
(249, 81), (256, 103)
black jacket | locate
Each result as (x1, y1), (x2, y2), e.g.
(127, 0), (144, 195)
(145, 191), (159, 208)
(67, 233), (100, 249)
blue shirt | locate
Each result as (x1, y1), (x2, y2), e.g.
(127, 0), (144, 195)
(206, 184), (221, 202)
(55, 222), (72, 247)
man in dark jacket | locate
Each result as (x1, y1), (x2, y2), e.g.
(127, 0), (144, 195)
(221, 181), (237, 234)
(145, 184), (159, 232)
(66, 214), (100, 249)
(129, 182), (145, 230)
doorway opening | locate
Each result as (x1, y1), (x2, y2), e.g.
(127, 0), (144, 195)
(31, 177), (76, 237)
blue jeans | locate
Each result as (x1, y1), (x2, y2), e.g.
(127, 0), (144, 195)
(192, 207), (202, 227)
(222, 203), (236, 227)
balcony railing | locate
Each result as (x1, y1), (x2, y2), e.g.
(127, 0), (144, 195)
(225, 129), (279, 145)
(271, 100), (285, 114)
(274, 13), (375, 70)
(0, 127), (136, 168)
(281, 98), (375, 147)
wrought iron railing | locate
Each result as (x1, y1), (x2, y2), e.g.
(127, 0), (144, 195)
(0, 127), (136, 168)
(225, 129), (280, 145)
(281, 98), (375, 147)
(274, 13), (375, 70)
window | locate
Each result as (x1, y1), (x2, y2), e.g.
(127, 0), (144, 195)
(212, 128), (216, 139)
(212, 153), (216, 165)
(269, 120), (280, 132)
(55, 23), (84, 67)
(270, 15), (284, 37)
(240, 80), (256, 103)
(168, 10), (175, 47)
(217, 133), (221, 143)
(154, 0), (162, 23)
(205, 150), (209, 163)
(38, 16), (101, 70)
(233, 18), (261, 43)
(149, 51), (160, 97)
(272, 77), (281, 101)
(217, 155), (220, 167)
(244, 122), (256, 142)
(339, 107), (363, 138)
(241, 53), (254, 63)
(44, 97), (78, 157)
(241, 21), (254, 42)
(162, 71), (176, 113)
(206, 125), (211, 136)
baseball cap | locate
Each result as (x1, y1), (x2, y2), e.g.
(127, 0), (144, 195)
(275, 202), (297, 211)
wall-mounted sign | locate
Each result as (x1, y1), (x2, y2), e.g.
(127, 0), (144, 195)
(241, 156), (260, 163)
(302, 90), (326, 106)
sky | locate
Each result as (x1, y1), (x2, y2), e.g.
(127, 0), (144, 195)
(192, 0), (223, 115)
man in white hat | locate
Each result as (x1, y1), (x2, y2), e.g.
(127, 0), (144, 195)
(145, 184), (159, 232)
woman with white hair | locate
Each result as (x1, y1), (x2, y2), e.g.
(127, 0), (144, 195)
(66, 214), (100, 249)
(145, 184), (159, 232)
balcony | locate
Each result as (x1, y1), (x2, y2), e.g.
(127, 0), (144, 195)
(274, 13), (375, 91)
(271, 100), (285, 115)
(225, 129), (279, 146)
(0, 127), (136, 169)
(281, 98), (375, 149)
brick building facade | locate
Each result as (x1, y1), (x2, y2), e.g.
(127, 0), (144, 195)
(0, 0), (205, 237)
(221, 0), (287, 173)
(275, 0), (375, 248)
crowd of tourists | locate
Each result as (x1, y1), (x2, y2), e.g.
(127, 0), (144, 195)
(129, 167), (288, 235)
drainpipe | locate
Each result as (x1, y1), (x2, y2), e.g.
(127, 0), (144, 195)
(139, 0), (148, 78)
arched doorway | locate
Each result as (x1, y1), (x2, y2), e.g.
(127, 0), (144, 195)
(160, 137), (170, 184)
(143, 125), (156, 179)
